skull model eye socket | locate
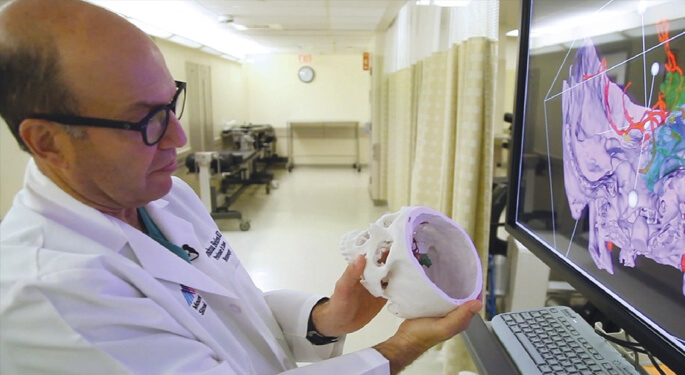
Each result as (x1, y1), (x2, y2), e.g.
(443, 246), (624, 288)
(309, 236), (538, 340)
(355, 232), (370, 247)
(380, 212), (400, 228)
(375, 242), (391, 266)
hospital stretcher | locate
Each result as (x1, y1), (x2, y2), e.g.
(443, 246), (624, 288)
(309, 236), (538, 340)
(185, 149), (275, 231)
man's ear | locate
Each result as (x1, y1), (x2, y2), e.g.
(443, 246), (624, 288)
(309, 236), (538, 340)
(18, 119), (69, 167)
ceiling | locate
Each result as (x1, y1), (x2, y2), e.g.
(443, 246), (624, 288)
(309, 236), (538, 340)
(193, 0), (408, 54)
(2, 0), (522, 58)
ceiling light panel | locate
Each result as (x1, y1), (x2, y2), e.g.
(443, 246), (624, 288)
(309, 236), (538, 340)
(197, 0), (328, 18)
(168, 35), (203, 48)
(90, 0), (267, 58)
(329, 8), (386, 18)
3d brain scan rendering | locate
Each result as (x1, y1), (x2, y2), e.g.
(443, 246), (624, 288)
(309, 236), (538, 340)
(561, 22), (685, 295)
(340, 206), (483, 319)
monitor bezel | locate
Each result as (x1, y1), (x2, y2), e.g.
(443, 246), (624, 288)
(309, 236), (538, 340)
(504, 0), (685, 372)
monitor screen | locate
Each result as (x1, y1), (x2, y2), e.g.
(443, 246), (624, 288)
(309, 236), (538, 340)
(506, 0), (685, 371)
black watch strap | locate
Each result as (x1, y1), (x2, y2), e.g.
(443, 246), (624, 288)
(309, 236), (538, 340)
(306, 297), (339, 346)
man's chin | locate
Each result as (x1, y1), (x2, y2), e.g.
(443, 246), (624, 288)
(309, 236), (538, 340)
(147, 175), (174, 200)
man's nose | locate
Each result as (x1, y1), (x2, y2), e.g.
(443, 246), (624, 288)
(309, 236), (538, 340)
(159, 113), (187, 148)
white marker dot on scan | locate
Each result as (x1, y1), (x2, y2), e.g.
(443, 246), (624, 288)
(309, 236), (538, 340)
(651, 62), (660, 76)
(638, 0), (648, 14)
(628, 190), (639, 208)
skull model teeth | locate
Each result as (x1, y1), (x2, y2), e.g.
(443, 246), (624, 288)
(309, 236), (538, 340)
(340, 206), (483, 319)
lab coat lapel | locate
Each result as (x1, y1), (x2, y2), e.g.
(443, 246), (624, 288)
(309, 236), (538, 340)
(120, 222), (238, 300)
(143, 199), (206, 260)
(145, 200), (296, 370)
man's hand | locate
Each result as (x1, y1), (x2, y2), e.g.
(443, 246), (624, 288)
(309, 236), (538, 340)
(373, 299), (482, 375)
(312, 255), (386, 337)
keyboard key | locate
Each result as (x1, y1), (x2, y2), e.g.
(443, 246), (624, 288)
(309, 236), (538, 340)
(574, 363), (588, 370)
(515, 332), (546, 365)
(589, 364), (602, 371)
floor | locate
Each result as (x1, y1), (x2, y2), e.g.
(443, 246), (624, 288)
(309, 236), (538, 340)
(184, 165), (446, 373)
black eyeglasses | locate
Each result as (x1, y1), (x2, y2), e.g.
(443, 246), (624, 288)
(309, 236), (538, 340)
(28, 80), (186, 146)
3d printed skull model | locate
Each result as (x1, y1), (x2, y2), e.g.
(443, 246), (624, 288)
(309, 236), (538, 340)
(340, 206), (483, 319)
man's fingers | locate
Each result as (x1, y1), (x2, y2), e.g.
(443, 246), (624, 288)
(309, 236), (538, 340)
(336, 255), (366, 292)
(439, 299), (482, 335)
(348, 254), (366, 281)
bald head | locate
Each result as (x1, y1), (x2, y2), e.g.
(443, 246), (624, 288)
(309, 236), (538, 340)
(0, 0), (172, 152)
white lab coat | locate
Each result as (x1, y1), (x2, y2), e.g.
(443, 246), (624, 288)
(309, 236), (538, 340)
(0, 159), (389, 374)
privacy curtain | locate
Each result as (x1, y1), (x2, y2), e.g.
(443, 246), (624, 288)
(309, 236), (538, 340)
(386, 67), (415, 210)
(440, 37), (497, 375)
(375, 1), (499, 372)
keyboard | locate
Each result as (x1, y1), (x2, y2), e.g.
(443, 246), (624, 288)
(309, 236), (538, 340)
(491, 306), (641, 375)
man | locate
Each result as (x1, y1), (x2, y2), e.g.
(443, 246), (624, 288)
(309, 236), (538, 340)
(0, 0), (482, 373)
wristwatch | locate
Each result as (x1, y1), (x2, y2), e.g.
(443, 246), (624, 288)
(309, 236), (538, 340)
(306, 298), (339, 345)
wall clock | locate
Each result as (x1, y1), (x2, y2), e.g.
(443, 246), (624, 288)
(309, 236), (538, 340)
(298, 66), (315, 83)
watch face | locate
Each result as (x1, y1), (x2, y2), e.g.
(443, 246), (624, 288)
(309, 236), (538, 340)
(298, 66), (315, 83)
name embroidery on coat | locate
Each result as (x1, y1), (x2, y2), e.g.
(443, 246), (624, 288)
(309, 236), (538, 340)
(205, 231), (232, 262)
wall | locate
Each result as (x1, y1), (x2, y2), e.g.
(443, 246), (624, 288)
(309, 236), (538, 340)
(153, 38), (248, 155)
(503, 35), (519, 130)
(245, 53), (371, 164)
(0, 118), (31, 219)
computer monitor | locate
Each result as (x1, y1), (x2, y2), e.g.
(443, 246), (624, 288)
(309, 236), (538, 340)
(505, 0), (685, 372)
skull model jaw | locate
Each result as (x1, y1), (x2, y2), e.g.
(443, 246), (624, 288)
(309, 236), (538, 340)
(341, 206), (483, 319)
